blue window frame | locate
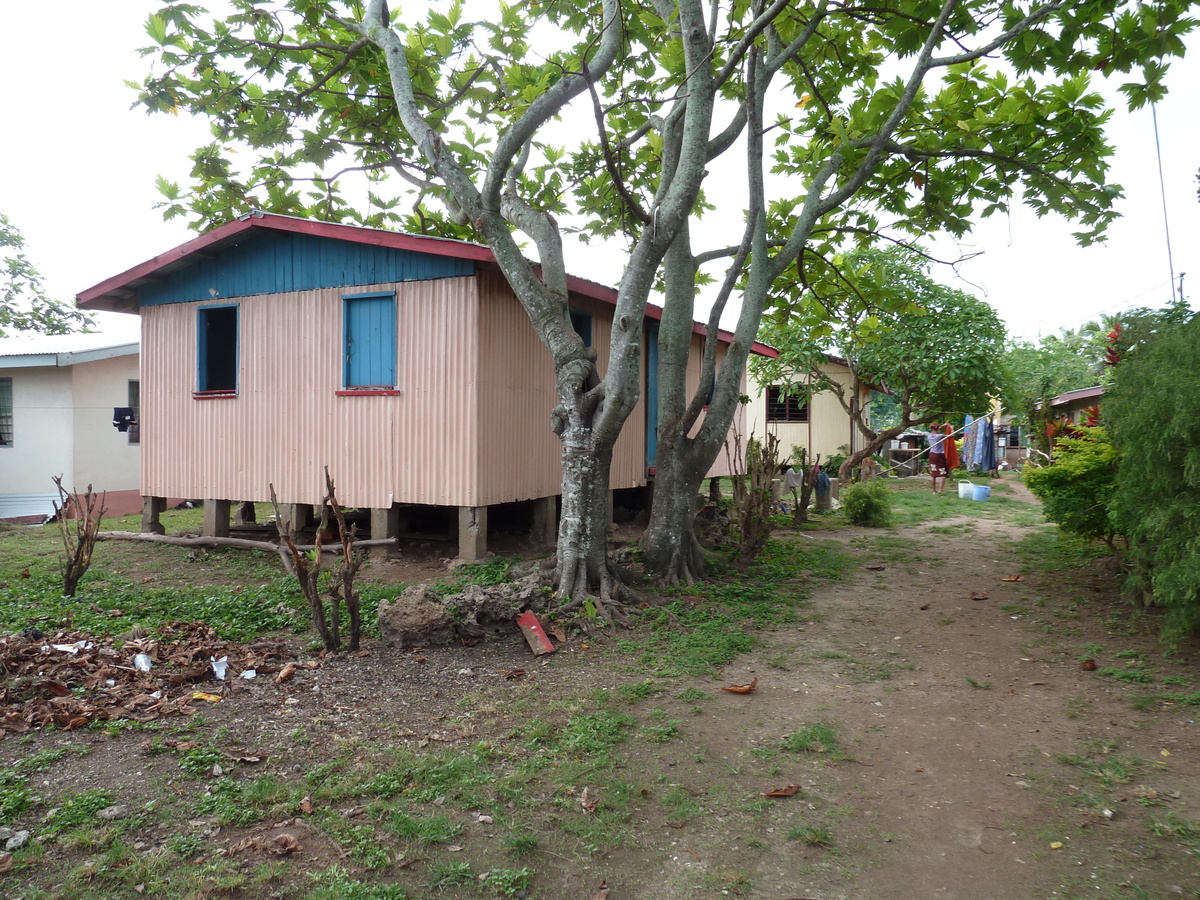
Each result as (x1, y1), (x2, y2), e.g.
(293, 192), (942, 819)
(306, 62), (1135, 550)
(343, 292), (397, 389)
(197, 304), (239, 393)
(569, 309), (593, 347)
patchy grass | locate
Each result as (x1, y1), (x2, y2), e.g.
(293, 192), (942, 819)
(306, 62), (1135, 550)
(781, 722), (844, 758)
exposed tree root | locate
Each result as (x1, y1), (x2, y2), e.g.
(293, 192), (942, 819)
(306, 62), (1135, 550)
(551, 558), (637, 628)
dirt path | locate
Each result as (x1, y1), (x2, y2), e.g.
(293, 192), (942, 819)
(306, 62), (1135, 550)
(7, 479), (1198, 900)
(628, 478), (1200, 900)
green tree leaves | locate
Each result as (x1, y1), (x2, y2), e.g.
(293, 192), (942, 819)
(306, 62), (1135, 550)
(1105, 310), (1200, 640)
(0, 214), (93, 337)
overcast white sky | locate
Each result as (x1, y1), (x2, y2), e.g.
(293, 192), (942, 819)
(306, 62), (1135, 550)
(1, 3), (1195, 344)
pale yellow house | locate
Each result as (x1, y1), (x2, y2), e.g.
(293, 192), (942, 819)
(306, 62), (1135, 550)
(746, 355), (872, 465)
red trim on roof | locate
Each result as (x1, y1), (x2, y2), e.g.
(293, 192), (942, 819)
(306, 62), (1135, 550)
(77, 212), (776, 356)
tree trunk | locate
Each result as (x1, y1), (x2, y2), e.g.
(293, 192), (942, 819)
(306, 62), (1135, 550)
(641, 445), (708, 584)
(555, 423), (614, 602)
(837, 423), (912, 484)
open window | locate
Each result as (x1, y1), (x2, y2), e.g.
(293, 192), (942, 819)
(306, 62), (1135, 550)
(569, 309), (593, 348)
(127, 380), (140, 444)
(766, 385), (809, 422)
(196, 304), (239, 395)
(343, 292), (397, 390)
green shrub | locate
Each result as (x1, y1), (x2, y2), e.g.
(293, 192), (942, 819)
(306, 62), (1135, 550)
(1024, 426), (1120, 548)
(840, 481), (892, 527)
(1106, 310), (1200, 640)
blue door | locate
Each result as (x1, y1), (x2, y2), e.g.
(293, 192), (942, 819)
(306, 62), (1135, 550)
(344, 293), (397, 388)
(645, 322), (659, 469)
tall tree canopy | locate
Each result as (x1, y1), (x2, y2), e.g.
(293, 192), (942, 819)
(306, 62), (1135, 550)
(1, 214), (92, 337)
(752, 245), (1007, 481)
(134, 0), (1195, 595)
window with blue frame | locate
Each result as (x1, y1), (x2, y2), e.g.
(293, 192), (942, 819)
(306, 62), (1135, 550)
(343, 292), (397, 389)
(197, 304), (239, 393)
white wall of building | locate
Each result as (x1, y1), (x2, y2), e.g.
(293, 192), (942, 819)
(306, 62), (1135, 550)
(71, 354), (140, 495)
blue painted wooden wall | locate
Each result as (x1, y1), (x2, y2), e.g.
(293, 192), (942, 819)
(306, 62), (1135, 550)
(138, 231), (475, 306)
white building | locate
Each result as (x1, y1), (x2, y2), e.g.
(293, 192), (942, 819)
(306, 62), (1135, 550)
(0, 333), (140, 521)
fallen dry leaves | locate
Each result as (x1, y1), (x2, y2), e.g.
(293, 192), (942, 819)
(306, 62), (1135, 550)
(1001, 574), (1025, 582)
(764, 784), (802, 797)
(591, 880), (610, 900)
(226, 831), (301, 857)
(0, 623), (294, 737)
(721, 676), (758, 694)
(579, 787), (600, 813)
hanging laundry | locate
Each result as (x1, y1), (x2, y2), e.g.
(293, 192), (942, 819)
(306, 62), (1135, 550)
(980, 416), (997, 472)
(942, 423), (960, 470)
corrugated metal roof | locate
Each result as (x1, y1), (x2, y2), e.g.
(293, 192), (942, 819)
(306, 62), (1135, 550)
(0, 333), (138, 368)
(1050, 385), (1106, 406)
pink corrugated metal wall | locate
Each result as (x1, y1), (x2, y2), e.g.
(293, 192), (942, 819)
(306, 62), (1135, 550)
(474, 271), (647, 503)
(140, 271), (741, 508)
(680, 334), (746, 479)
(141, 278), (481, 508)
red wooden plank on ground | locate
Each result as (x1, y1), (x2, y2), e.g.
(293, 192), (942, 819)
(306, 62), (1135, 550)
(516, 611), (556, 656)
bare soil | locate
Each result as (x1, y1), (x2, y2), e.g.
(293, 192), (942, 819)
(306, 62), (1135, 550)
(5, 476), (1199, 899)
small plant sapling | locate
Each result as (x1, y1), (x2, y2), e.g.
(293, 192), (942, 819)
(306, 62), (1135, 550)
(52, 476), (106, 597)
(271, 468), (364, 652)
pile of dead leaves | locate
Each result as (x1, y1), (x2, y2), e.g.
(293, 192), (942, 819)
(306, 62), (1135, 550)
(0, 621), (294, 737)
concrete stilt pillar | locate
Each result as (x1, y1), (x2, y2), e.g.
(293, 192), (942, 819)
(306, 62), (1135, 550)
(202, 499), (231, 538)
(531, 496), (558, 547)
(457, 506), (488, 561)
(370, 504), (400, 558)
(141, 496), (165, 535)
(234, 501), (257, 525)
(607, 489), (615, 526)
(277, 503), (311, 535)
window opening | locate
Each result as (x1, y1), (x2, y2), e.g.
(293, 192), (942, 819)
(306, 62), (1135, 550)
(0, 378), (12, 447)
(766, 385), (809, 422)
(128, 380), (140, 444)
(569, 309), (593, 348)
(197, 305), (238, 393)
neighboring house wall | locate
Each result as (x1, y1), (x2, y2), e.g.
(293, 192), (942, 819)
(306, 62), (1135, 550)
(0, 367), (73, 514)
(72, 354), (141, 496)
(683, 334), (746, 479)
(0, 355), (141, 520)
(746, 361), (865, 464)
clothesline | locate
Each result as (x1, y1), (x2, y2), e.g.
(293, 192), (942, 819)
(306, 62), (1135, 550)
(867, 414), (994, 478)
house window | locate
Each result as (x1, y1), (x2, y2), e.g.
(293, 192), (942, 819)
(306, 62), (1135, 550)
(0, 378), (12, 447)
(766, 385), (809, 423)
(197, 304), (239, 394)
(343, 292), (397, 389)
(128, 380), (140, 445)
(569, 309), (593, 347)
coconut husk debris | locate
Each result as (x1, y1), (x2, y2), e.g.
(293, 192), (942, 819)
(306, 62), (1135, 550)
(0, 621), (294, 737)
